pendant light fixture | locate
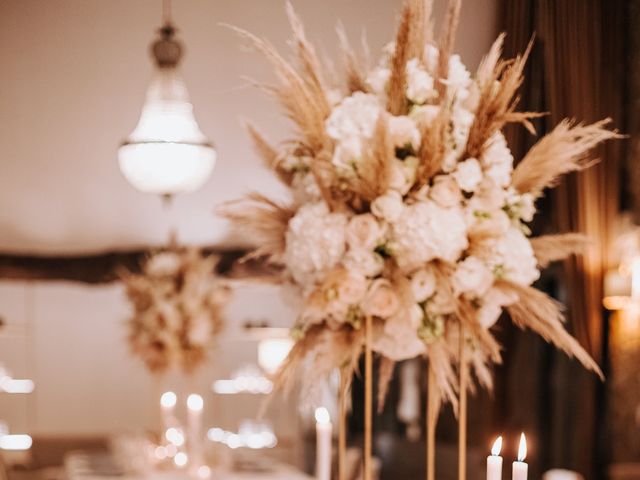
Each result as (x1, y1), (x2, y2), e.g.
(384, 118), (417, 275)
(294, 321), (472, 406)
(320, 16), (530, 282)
(118, 0), (216, 197)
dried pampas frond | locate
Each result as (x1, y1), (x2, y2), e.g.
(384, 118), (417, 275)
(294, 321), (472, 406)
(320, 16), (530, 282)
(407, 0), (434, 59)
(387, 3), (412, 115)
(336, 23), (369, 94)
(415, 104), (450, 184)
(498, 280), (603, 379)
(245, 122), (293, 186)
(377, 356), (396, 413)
(531, 233), (591, 267)
(475, 33), (505, 87)
(226, 17), (330, 157)
(512, 119), (621, 198)
(218, 193), (294, 262)
(350, 113), (393, 202)
(429, 338), (459, 411)
(466, 41), (542, 158)
(437, 0), (462, 92)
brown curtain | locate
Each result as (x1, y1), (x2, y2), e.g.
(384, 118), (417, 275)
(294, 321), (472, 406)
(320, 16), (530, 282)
(501, 0), (627, 477)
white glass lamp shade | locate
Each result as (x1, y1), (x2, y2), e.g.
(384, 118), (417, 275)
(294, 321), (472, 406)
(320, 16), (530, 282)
(119, 68), (215, 195)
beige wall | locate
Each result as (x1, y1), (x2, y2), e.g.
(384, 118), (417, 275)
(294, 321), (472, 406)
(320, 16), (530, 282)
(0, 0), (499, 440)
(0, 0), (499, 254)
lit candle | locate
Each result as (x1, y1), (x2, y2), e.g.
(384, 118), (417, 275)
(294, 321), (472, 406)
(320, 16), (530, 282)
(186, 393), (204, 471)
(512, 433), (528, 480)
(486, 436), (503, 480)
(315, 407), (332, 480)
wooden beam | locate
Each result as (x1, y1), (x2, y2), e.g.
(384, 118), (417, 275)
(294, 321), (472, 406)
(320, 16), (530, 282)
(0, 248), (279, 284)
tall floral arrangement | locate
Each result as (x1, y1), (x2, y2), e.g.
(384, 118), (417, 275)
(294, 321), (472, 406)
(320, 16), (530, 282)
(121, 249), (231, 374)
(221, 0), (618, 405)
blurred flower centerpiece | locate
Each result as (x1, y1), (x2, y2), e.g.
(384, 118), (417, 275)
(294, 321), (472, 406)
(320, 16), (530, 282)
(122, 249), (231, 374)
(221, 0), (617, 436)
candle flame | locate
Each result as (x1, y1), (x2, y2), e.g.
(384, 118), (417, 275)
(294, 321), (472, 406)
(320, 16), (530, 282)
(160, 391), (177, 408)
(315, 407), (330, 425)
(491, 436), (502, 456)
(517, 433), (527, 462)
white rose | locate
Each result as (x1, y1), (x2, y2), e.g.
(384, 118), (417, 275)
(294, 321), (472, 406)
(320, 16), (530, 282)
(362, 279), (400, 318)
(346, 214), (382, 250)
(452, 256), (494, 297)
(453, 158), (483, 193)
(337, 271), (368, 305)
(410, 267), (436, 302)
(429, 288), (456, 315)
(389, 157), (418, 195)
(371, 190), (405, 223)
(342, 249), (384, 278)
(331, 137), (362, 175)
(372, 308), (427, 360)
(430, 175), (462, 208)
(392, 200), (468, 271)
(388, 115), (421, 151)
(406, 58), (435, 104)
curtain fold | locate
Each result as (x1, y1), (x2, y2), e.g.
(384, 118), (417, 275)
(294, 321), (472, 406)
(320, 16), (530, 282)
(501, 1), (627, 477)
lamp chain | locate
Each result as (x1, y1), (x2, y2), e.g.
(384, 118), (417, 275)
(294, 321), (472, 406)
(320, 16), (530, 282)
(162, 0), (172, 24)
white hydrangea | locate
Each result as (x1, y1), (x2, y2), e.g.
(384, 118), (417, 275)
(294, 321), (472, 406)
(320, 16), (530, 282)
(453, 158), (483, 192)
(406, 58), (436, 104)
(284, 203), (348, 284)
(392, 200), (468, 271)
(326, 92), (382, 174)
(483, 227), (540, 286)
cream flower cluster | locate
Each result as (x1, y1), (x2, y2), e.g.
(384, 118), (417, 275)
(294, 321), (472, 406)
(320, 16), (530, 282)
(123, 250), (230, 373)
(281, 43), (539, 361)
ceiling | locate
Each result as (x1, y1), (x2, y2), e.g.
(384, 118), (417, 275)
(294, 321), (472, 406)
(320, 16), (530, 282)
(0, 0), (498, 255)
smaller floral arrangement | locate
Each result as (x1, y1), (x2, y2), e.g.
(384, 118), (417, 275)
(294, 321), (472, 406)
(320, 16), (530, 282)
(121, 249), (231, 374)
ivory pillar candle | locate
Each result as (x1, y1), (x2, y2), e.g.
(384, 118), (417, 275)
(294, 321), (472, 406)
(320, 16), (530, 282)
(486, 436), (503, 480)
(160, 391), (177, 431)
(315, 407), (332, 480)
(512, 434), (528, 480)
(187, 394), (204, 471)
